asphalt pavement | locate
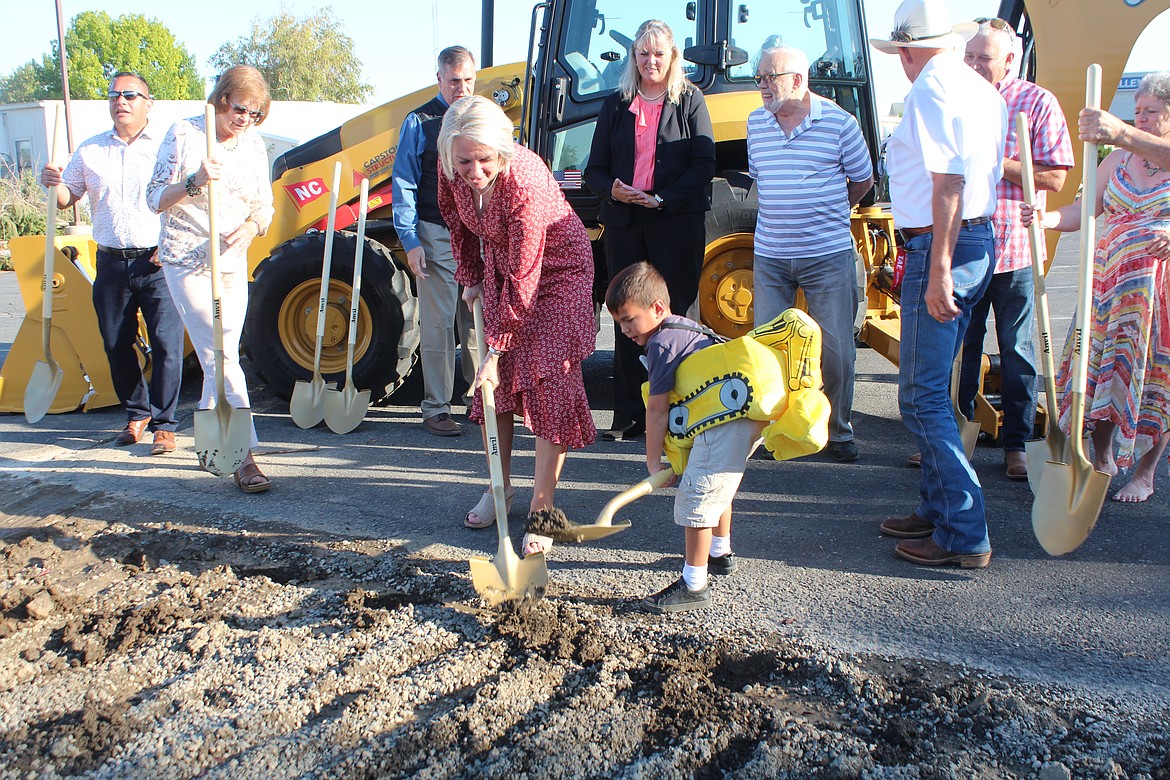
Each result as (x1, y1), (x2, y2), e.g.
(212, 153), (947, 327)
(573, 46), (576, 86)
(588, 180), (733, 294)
(1, 233), (1167, 709)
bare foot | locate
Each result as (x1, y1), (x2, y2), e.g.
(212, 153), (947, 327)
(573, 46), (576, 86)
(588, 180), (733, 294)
(1112, 473), (1154, 502)
(1093, 457), (1118, 477)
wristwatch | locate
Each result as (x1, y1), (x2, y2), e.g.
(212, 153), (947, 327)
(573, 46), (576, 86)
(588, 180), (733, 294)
(652, 194), (664, 208)
(487, 346), (505, 357)
(185, 173), (201, 198)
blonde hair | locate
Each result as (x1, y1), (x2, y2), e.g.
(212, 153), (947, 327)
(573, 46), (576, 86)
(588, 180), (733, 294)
(208, 65), (271, 125)
(437, 95), (516, 180)
(618, 20), (691, 105)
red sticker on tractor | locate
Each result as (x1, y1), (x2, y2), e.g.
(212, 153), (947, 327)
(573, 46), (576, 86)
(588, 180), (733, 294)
(282, 177), (329, 210)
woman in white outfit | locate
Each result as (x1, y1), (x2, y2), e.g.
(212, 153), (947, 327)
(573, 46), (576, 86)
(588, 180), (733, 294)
(147, 65), (275, 492)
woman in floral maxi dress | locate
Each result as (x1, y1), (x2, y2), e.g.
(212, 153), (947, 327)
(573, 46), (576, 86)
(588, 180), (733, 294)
(1026, 73), (1170, 502)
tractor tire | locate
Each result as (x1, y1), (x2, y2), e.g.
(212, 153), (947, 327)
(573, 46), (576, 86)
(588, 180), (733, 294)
(244, 231), (420, 404)
(699, 173), (760, 338)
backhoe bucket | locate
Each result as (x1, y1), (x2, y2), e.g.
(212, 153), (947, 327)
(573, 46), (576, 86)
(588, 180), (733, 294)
(546, 468), (673, 543)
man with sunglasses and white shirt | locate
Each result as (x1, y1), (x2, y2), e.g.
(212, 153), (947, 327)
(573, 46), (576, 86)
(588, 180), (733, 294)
(40, 71), (183, 455)
(746, 42), (873, 464)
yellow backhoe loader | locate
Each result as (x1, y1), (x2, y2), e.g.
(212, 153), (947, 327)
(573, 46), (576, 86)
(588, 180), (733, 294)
(3, 0), (1165, 444)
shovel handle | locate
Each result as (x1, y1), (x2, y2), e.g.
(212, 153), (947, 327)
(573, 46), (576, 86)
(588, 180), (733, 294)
(472, 297), (516, 549)
(343, 178), (369, 384)
(595, 468), (674, 527)
(1069, 65), (1102, 463)
(1017, 112), (1063, 442)
(42, 103), (65, 327)
(312, 161), (343, 376)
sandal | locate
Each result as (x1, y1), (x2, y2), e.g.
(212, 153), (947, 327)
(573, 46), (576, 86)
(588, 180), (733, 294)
(522, 533), (553, 557)
(233, 461), (272, 494)
(465, 488), (514, 529)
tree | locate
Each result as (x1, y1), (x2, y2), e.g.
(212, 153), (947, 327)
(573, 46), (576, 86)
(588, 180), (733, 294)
(209, 8), (372, 103)
(0, 12), (204, 102)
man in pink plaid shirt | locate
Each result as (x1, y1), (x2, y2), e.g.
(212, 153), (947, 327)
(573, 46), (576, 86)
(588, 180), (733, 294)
(957, 17), (1074, 481)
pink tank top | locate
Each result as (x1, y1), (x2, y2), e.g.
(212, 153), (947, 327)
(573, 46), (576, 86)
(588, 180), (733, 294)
(630, 95), (664, 192)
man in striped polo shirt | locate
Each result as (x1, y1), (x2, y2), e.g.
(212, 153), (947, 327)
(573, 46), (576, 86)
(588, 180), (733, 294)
(747, 44), (874, 463)
(957, 18), (1073, 482)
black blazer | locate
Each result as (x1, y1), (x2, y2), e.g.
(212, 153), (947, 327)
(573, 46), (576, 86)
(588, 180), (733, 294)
(584, 87), (716, 228)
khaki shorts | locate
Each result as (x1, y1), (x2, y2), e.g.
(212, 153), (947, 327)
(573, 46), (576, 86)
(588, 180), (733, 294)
(674, 418), (764, 528)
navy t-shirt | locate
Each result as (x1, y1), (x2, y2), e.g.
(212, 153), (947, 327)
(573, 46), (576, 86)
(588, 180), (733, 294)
(644, 315), (715, 396)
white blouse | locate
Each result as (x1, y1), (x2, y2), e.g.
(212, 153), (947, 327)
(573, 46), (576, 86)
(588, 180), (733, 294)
(147, 114), (274, 271)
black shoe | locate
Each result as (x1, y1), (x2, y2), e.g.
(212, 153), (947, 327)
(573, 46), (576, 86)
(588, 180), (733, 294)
(825, 440), (860, 462)
(602, 420), (645, 441)
(642, 577), (711, 613)
(708, 552), (737, 575)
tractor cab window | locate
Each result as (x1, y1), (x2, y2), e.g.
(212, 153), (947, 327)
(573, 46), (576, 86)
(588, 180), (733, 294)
(726, 0), (867, 83)
(561, 0), (700, 101)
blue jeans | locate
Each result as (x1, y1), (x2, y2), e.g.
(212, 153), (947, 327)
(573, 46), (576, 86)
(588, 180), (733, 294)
(898, 222), (994, 554)
(958, 267), (1037, 452)
(753, 248), (858, 443)
(92, 250), (185, 430)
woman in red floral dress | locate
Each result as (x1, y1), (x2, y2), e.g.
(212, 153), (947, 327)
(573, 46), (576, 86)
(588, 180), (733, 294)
(437, 95), (596, 554)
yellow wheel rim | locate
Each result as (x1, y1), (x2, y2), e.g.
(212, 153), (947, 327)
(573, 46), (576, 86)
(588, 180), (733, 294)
(699, 233), (756, 339)
(276, 279), (372, 375)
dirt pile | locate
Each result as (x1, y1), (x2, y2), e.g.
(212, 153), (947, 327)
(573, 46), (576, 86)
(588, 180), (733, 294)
(1, 497), (1168, 778)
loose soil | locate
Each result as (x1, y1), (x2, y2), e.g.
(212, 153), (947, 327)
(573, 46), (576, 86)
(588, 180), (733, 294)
(1, 481), (1168, 778)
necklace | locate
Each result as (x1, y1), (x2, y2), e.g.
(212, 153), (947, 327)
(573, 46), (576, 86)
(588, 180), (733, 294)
(636, 87), (667, 102)
(1141, 156), (1163, 175)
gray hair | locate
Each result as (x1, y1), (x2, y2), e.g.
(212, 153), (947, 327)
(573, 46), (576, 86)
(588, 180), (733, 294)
(1136, 72), (1170, 105)
(437, 45), (475, 73)
(617, 20), (691, 104)
(437, 95), (515, 180)
(752, 43), (810, 82)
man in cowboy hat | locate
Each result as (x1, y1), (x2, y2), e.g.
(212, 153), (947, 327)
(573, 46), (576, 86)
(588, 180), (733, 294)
(870, 0), (1007, 568)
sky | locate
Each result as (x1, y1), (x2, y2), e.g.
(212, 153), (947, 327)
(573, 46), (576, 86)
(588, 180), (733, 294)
(5, 0), (1169, 118)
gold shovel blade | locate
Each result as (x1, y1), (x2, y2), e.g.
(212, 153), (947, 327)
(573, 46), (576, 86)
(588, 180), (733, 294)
(323, 385), (371, 434)
(469, 551), (548, 606)
(24, 360), (62, 424)
(289, 377), (336, 429)
(547, 520), (632, 543)
(194, 405), (251, 476)
(1031, 460), (1110, 556)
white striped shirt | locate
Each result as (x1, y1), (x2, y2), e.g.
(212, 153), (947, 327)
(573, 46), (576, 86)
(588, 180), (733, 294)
(61, 123), (162, 249)
(747, 94), (872, 259)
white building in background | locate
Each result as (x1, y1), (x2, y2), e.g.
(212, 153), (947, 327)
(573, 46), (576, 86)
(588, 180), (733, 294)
(0, 100), (370, 176)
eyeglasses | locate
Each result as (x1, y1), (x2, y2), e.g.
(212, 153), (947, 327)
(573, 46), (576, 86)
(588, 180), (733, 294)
(230, 103), (264, 121)
(753, 72), (799, 86)
(108, 90), (149, 101)
(974, 16), (1016, 38)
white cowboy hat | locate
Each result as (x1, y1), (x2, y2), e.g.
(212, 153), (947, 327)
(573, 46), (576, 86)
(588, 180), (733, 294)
(870, 0), (979, 55)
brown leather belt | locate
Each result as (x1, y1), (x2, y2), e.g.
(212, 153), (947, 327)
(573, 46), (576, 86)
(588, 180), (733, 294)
(896, 215), (991, 244)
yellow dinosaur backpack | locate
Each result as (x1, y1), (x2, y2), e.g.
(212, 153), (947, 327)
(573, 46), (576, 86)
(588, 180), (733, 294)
(644, 308), (831, 474)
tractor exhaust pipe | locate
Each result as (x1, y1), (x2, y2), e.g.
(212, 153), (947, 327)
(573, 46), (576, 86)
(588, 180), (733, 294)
(481, 0), (494, 67)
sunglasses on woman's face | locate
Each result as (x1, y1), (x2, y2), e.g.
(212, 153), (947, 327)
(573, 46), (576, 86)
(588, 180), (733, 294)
(230, 103), (263, 121)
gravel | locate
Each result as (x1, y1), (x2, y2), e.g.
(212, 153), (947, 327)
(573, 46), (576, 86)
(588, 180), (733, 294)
(2, 490), (1167, 779)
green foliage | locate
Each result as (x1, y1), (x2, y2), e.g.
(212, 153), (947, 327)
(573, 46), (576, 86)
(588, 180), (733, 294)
(209, 7), (372, 103)
(0, 12), (204, 102)
(0, 170), (83, 241)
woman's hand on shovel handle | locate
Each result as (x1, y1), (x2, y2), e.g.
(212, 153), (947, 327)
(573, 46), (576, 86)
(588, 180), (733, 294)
(472, 350), (499, 392)
(193, 158), (223, 187)
(461, 283), (483, 309)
